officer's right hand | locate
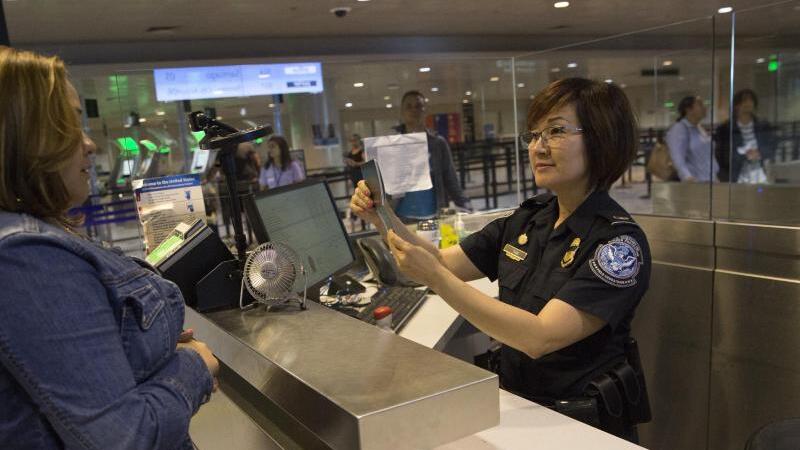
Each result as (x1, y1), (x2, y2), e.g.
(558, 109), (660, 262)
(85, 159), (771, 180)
(350, 180), (380, 227)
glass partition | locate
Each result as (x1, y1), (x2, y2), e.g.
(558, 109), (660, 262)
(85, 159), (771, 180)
(719, 2), (800, 225)
(512, 18), (718, 220)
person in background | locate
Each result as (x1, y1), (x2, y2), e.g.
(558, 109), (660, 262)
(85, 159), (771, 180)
(393, 90), (472, 220)
(258, 135), (305, 189)
(235, 141), (261, 185)
(715, 89), (775, 183)
(352, 78), (651, 442)
(666, 95), (718, 182)
(0, 46), (217, 449)
(344, 133), (366, 187)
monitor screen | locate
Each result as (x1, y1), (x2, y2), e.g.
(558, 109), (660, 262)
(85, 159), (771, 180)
(249, 180), (354, 293)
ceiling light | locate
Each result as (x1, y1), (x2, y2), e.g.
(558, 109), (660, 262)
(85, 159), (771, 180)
(387, 84), (400, 90)
(663, 60), (673, 66)
(419, 67), (431, 73)
(529, 94), (536, 100)
(554, 1), (570, 8)
(384, 95), (391, 100)
(462, 99), (469, 104)
(718, 6), (733, 14)
(517, 82), (525, 88)
(357, 0), (371, 2)
(431, 87), (439, 92)
(345, 102), (353, 108)
(268, 103), (275, 108)
(155, 110), (166, 116)
(567, 62), (578, 68)
(386, 103), (393, 109)
(465, 90), (472, 96)
(240, 107), (247, 116)
(605, 79), (613, 83)
(620, 83), (627, 88)
(490, 76), (500, 82)
(353, 82), (364, 87)
(756, 58), (766, 63)
(139, 118), (147, 123)
(424, 98), (429, 103)
(551, 67), (561, 73)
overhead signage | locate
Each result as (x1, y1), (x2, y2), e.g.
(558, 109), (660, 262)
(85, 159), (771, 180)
(153, 62), (323, 102)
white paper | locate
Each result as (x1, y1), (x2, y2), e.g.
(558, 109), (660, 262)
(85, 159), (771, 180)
(133, 174), (206, 253)
(363, 132), (432, 196)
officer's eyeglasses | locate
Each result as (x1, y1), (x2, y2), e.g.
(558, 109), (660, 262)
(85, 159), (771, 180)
(519, 124), (583, 147)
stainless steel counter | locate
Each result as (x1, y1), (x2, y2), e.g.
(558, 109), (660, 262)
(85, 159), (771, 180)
(185, 300), (499, 450)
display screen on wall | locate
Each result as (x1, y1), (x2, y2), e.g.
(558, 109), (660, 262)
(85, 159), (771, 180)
(153, 62), (323, 102)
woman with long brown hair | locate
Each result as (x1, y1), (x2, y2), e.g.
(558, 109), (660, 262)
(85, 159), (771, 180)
(0, 46), (217, 449)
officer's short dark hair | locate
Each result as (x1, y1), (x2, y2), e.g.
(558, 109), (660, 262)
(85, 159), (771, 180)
(526, 77), (638, 192)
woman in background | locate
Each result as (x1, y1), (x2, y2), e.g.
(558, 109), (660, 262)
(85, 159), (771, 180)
(715, 88), (775, 183)
(259, 135), (305, 189)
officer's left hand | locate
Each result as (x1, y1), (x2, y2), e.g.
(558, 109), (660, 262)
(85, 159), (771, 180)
(387, 230), (442, 286)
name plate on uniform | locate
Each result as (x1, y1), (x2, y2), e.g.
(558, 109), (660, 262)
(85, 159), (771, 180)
(503, 243), (528, 262)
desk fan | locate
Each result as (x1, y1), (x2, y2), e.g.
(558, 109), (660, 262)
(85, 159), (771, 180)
(240, 242), (307, 310)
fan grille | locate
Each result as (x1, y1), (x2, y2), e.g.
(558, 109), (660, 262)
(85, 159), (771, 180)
(244, 242), (300, 304)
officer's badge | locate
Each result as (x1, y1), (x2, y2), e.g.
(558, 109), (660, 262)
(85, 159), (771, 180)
(518, 233), (528, 245)
(560, 237), (581, 268)
(589, 235), (641, 288)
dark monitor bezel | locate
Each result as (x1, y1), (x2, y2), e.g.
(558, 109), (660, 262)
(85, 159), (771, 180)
(243, 178), (356, 286)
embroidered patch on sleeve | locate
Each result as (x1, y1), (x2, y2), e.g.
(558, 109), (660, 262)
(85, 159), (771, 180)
(589, 235), (642, 288)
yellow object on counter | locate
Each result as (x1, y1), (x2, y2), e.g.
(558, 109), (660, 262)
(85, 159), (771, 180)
(440, 223), (459, 248)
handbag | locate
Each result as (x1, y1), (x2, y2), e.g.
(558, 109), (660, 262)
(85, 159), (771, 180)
(646, 141), (677, 181)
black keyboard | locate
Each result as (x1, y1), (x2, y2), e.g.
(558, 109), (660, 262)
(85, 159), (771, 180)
(356, 286), (428, 331)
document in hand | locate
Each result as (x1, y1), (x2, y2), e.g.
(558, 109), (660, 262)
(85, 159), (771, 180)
(361, 160), (398, 234)
(363, 132), (433, 196)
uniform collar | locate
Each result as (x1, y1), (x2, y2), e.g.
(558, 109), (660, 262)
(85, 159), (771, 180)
(559, 190), (616, 240)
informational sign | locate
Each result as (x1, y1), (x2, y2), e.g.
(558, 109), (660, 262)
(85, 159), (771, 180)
(133, 174), (206, 252)
(153, 62), (324, 102)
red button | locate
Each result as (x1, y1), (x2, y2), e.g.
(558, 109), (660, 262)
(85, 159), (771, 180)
(373, 306), (393, 320)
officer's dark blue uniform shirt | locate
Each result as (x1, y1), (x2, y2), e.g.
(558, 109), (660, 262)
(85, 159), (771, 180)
(459, 190), (651, 400)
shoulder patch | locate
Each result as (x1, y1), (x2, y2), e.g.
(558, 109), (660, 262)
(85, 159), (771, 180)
(589, 235), (642, 288)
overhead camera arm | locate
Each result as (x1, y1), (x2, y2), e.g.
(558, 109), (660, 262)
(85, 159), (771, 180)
(188, 111), (273, 263)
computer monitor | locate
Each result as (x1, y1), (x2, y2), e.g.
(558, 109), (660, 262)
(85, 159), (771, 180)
(246, 180), (355, 294)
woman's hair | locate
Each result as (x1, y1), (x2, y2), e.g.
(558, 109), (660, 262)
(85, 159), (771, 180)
(401, 90), (425, 105)
(266, 135), (292, 171)
(526, 77), (639, 192)
(0, 46), (83, 224)
(677, 96), (699, 122)
(733, 88), (758, 114)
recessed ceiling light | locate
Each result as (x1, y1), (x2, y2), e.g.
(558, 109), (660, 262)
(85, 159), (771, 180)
(139, 118), (147, 123)
(490, 76), (500, 82)
(357, 0), (371, 2)
(239, 107), (247, 116)
(517, 82), (525, 88)
(424, 98), (429, 103)
(353, 82), (364, 87)
(663, 60), (673, 66)
(419, 67), (431, 73)
(529, 94), (536, 99)
(465, 90), (472, 96)
(155, 110), (166, 116)
(554, 1), (570, 8)
(718, 6), (733, 14)
(567, 62), (578, 68)
(431, 87), (439, 92)
(387, 83), (400, 90)
(756, 58), (766, 63)
(462, 99), (469, 104)
(386, 103), (393, 108)
(345, 102), (353, 108)
(551, 67), (561, 73)
(384, 95), (391, 100)
(268, 103), (275, 108)
(604, 79), (613, 83)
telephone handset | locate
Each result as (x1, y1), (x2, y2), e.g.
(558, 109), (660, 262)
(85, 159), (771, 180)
(356, 236), (420, 287)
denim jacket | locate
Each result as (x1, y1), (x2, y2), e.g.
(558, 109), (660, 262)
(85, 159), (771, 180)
(0, 212), (213, 449)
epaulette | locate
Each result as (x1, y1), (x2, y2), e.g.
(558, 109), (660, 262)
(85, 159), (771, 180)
(520, 192), (555, 210)
(597, 210), (640, 228)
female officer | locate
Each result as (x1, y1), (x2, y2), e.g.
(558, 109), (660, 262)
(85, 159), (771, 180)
(350, 77), (650, 441)
(0, 47), (217, 448)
